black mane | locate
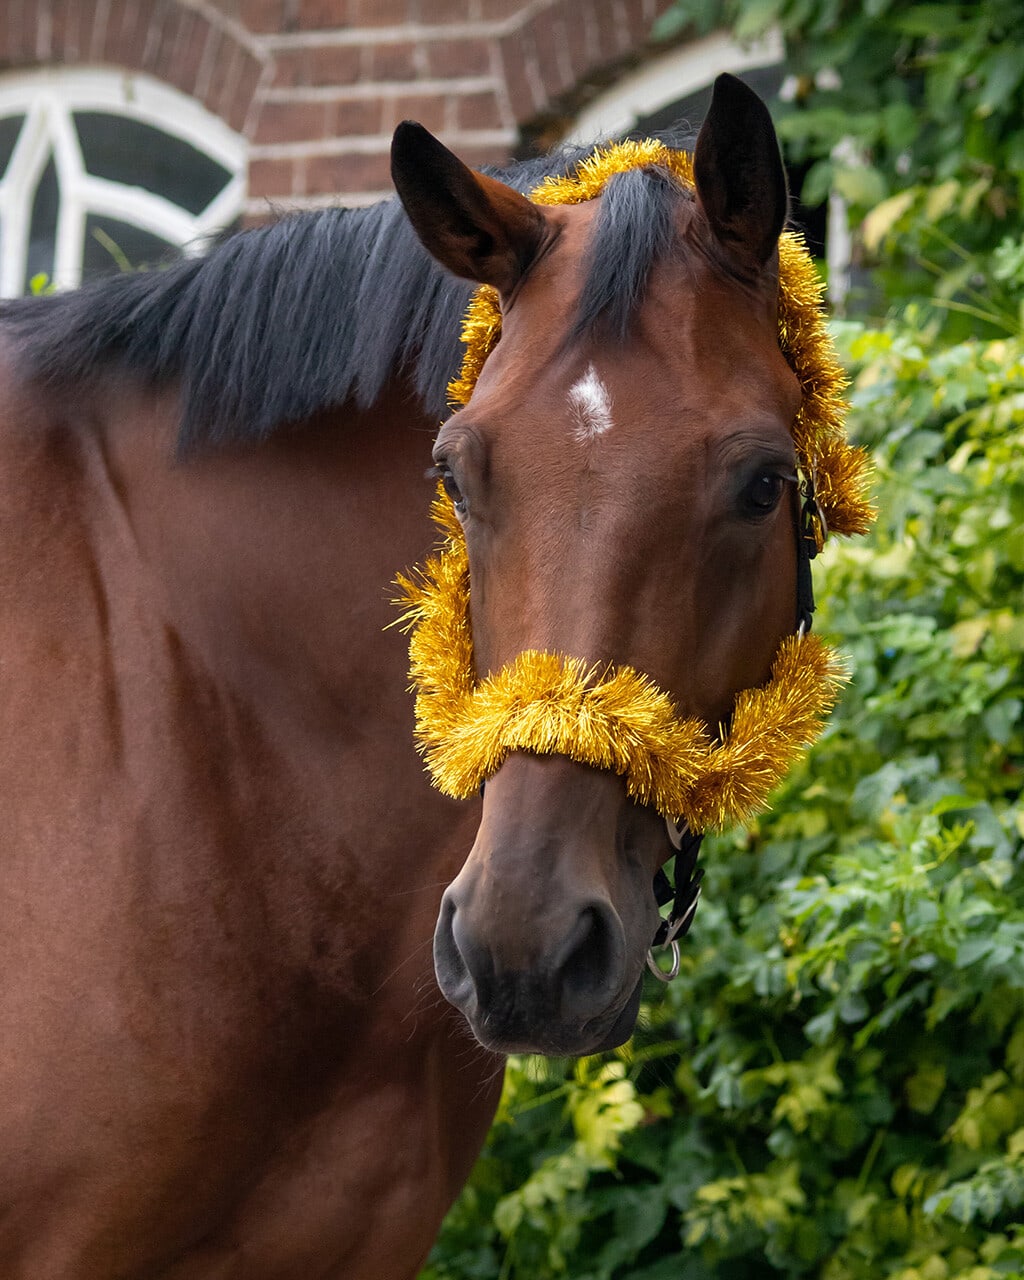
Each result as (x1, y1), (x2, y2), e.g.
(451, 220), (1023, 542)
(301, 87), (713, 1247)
(0, 140), (692, 449)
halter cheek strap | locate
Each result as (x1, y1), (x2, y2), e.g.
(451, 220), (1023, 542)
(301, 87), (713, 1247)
(796, 470), (824, 635)
(645, 476), (826, 980)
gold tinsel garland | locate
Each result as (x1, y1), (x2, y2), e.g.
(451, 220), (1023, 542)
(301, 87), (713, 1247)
(397, 140), (874, 829)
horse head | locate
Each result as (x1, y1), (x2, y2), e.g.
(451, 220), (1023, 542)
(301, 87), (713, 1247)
(391, 75), (837, 1056)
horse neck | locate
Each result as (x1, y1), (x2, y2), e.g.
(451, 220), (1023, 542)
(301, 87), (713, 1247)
(95, 376), (436, 734)
(75, 373), (472, 978)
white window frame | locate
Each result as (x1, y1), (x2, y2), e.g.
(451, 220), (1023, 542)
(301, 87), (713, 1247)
(0, 68), (247, 296)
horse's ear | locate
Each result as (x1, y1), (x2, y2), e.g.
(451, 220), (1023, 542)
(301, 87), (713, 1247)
(693, 73), (788, 269)
(391, 121), (545, 295)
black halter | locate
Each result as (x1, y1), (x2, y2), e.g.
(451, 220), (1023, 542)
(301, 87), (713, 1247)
(647, 472), (823, 964)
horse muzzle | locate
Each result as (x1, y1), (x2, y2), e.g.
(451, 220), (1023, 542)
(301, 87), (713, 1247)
(432, 754), (660, 1055)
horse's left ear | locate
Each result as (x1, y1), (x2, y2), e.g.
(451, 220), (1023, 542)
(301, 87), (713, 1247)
(693, 73), (788, 269)
(391, 121), (546, 295)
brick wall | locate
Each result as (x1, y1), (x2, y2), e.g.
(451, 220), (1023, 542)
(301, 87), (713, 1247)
(0, 0), (677, 218)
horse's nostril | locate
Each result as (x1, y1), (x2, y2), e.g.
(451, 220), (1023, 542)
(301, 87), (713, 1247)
(559, 903), (623, 1010)
(433, 893), (472, 1003)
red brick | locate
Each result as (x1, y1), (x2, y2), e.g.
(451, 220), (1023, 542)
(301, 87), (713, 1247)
(326, 96), (383, 136)
(560, 0), (590, 80)
(195, 25), (226, 101)
(88, 0), (113, 59)
(249, 156), (300, 199)
(478, 0), (527, 18)
(417, 0), (473, 22)
(58, 0), (100, 61)
(384, 91), (446, 133)
(32, 0), (51, 59)
(164, 9), (211, 98)
(297, 0), (359, 30)
(348, 0), (412, 24)
(151, 5), (189, 86)
(271, 49), (308, 86)
(305, 148), (392, 195)
(526, 9), (571, 101)
(613, 0), (634, 51)
(592, 0), (625, 62)
(497, 32), (540, 122)
(100, 0), (127, 64)
(206, 39), (241, 123)
(272, 42), (364, 86)
(312, 43), (363, 84)
(620, 0), (655, 44)
(425, 35), (492, 80)
(454, 89), (504, 131)
(577, 0), (602, 64)
(138, 0), (175, 71)
(257, 100), (330, 144)
(0, 0), (30, 64)
(238, 0), (288, 33)
(369, 40), (419, 81)
(105, 0), (148, 67)
(49, 0), (74, 59)
(226, 54), (264, 135)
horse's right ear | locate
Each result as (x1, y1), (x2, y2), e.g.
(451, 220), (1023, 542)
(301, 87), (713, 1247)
(693, 73), (788, 270)
(391, 122), (545, 296)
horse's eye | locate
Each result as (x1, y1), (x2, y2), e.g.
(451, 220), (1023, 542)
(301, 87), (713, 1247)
(744, 471), (786, 514)
(436, 464), (467, 517)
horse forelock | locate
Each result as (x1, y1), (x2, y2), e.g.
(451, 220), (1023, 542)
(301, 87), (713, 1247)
(0, 136), (696, 452)
(568, 165), (693, 346)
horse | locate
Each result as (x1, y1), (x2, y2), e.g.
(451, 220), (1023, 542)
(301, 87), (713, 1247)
(0, 73), (856, 1277)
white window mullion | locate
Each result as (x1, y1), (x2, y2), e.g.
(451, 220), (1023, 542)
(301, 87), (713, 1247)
(80, 176), (197, 246)
(54, 194), (84, 290)
(2, 101), (50, 295)
(50, 92), (85, 290)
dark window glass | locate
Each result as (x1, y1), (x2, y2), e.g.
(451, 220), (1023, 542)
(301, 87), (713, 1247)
(0, 115), (25, 178)
(82, 215), (176, 279)
(25, 154), (58, 292)
(73, 112), (232, 216)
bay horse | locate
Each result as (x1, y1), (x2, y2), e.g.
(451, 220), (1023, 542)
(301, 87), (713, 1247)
(0, 74), (828, 1277)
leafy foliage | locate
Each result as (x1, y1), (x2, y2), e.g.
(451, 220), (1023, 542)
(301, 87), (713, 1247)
(654, 0), (1024, 334)
(422, 309), (1024, 1278)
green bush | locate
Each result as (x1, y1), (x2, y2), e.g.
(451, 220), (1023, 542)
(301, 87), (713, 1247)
(654, 0), (1024, 335)
(421, 315), (1024, 1280)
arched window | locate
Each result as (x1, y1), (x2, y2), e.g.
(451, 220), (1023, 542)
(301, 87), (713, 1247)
(0, 68), (246, 296)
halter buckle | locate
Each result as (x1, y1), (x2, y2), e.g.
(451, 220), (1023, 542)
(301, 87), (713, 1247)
(799, 468), (827, 556)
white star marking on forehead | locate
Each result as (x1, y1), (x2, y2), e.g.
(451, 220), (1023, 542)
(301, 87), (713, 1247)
(567, 363), (613, 442)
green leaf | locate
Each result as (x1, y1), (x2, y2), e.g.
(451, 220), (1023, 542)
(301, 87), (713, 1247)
(863, 190), (917, 252)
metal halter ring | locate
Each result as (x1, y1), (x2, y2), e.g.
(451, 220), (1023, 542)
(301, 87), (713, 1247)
(646, 939), (681, 982)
